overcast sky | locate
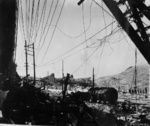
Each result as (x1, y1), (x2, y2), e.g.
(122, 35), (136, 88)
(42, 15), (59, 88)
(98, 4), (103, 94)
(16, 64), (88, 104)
(16, 0), (149, 78)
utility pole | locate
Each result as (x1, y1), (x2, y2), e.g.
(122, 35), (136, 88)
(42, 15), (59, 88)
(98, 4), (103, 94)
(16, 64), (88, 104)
(33, 43), (36, 85)
(135, 47), (138, 112)
(25, 40), (28, 83)
(92, 67), (95, 89)
(25, 43), (36, 85)
(92, 67), (95, 98)
(62, 60), (64, 92)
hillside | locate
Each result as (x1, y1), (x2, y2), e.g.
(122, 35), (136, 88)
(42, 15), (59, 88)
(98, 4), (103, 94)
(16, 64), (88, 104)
(95, 64), (149, 91)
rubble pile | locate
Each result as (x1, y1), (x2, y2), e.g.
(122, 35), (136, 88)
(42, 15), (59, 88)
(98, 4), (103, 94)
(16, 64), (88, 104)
(0, 79), (98, 125)
(115, 101), (150, 125)
(86, 101), (150, 126)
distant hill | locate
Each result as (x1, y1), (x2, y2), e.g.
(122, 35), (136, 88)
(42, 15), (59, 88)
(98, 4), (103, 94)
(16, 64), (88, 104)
(95, 64), (149, 92)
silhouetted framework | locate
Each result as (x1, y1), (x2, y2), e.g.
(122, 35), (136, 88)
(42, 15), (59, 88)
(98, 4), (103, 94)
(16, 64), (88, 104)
(103, 0), (150, 64)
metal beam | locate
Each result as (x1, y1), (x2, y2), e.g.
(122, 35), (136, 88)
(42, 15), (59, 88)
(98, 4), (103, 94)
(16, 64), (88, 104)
(103, 0), (150, 64)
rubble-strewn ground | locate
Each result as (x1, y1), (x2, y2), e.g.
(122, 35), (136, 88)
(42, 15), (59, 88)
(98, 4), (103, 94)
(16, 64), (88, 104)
(86, 101), (150, 126)
(0, 86), (150, 126)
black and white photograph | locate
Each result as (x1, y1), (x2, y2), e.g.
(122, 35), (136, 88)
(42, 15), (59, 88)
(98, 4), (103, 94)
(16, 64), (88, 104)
(0, 0), (150, 125)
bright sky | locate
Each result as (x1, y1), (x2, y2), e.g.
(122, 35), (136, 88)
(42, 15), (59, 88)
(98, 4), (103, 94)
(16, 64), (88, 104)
(16, 0), (149, 78)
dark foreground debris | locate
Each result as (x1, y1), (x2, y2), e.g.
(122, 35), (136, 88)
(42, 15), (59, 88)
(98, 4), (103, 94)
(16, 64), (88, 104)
(0, 78), (150, 126)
